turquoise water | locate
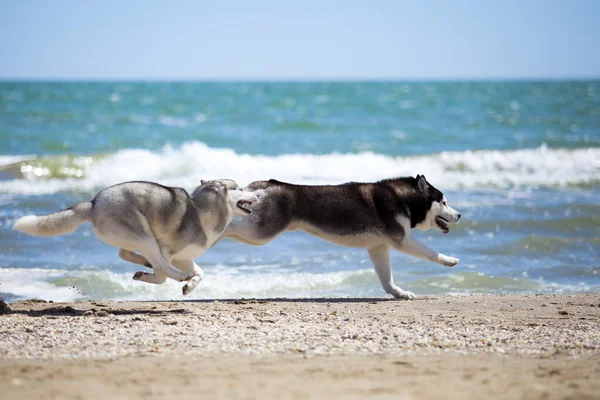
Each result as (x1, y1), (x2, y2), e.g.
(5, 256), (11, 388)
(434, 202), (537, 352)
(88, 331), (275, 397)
(0, 81), (599, 301)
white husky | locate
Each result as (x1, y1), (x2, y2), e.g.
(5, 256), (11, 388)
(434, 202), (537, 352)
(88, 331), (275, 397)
(13, 179), (257, 295)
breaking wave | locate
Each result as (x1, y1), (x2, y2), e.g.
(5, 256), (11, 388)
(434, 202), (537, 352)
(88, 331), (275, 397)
(0, 142), (598, 195)
(1, 266), (596, 303)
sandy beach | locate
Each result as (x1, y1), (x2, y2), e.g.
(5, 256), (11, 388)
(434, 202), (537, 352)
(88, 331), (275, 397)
(1, 294), (599, 399)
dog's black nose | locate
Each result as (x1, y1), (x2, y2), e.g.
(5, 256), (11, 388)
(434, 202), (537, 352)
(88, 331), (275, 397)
(457, 213), (462, 220)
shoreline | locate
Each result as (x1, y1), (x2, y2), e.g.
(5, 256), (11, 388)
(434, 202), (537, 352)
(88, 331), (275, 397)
(1, 294), (599, 399)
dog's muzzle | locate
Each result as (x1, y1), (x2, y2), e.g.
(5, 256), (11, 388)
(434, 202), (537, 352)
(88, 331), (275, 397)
(236, 200), (254, 214)
(436, 216), (449, 234)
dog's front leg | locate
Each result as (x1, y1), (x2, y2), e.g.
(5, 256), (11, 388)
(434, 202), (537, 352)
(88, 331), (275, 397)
(393, 236), (459, 267)
(368, 245), (416, 300)
(172, 259), (204, 295)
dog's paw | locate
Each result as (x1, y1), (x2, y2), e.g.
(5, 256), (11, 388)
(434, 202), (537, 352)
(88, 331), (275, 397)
(144, 262), (153, 269)
(177, 274), (195, 283)
(132, 271), (144, 280)
(182, 275), (202, 295)
(391, 289), (416, 300)
(438, 255), (459, 267)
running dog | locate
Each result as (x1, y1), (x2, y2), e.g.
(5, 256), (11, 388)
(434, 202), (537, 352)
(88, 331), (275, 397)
(13, 179), (258, 295)
(220, 175), (461, 299)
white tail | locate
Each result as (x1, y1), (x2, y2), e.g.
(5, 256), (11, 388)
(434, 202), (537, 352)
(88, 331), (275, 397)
(13, 202), (93, 237)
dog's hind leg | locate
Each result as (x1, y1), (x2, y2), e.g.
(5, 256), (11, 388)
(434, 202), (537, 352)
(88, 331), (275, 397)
(212, 233), (269, 247)
(132, 269), (167, 284)
(94, 210), (190, 282)
(143, 246), (193, 282)
(172, 259), (204, 295)
(119, 249), (152, 268)
(368, 245), (416, 300)
(131, 246), (167, 284)
(132, 248), (191, 284)
(227, 235), (272, 246)
(130, 240), (193, 283)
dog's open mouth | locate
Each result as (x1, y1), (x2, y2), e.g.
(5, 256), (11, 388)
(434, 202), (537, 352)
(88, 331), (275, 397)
(436, 216), (450, 234)
(237, 200), (254, 214)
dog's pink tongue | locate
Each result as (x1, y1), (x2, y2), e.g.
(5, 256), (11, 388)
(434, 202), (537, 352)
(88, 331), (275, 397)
(443, 227), (449, 234)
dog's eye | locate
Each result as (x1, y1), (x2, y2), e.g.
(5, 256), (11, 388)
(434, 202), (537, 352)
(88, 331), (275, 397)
(442, 201), (447, 206)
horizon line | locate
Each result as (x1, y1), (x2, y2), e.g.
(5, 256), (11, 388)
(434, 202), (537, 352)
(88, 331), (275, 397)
(0, 76), (599, 83)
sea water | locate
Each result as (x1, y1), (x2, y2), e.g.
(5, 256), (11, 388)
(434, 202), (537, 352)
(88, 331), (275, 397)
(0, 81), (598, 302)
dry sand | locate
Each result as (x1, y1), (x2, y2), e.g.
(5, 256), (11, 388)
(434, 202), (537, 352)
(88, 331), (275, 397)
(1, 294), (599, 399)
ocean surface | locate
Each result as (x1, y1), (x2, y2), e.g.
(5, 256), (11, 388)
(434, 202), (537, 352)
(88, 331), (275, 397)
(0, 81), (599, 302)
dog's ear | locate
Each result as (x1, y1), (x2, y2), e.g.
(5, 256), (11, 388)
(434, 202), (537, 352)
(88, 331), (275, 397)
(201, 180), (207, 185)
(417, 175), (429, 195)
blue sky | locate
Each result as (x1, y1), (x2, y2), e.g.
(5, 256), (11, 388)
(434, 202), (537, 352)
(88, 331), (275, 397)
(0, 0), (599, 80)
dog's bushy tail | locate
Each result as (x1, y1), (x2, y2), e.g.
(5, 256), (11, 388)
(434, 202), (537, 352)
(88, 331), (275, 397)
(13, 201), (93, 237)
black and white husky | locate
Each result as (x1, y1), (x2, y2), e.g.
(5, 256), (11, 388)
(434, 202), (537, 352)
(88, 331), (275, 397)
(221, 175), (461, 299)
(13, 179), (258, 295)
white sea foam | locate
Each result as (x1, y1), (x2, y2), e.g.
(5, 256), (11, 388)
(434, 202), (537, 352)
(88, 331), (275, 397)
(0, 155), (33, 166)
(0, 268), (85, 302)
(0, 142), (598, 195)
(0, 266), (378, 302)
(1, 266), (595, 303)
